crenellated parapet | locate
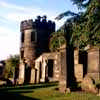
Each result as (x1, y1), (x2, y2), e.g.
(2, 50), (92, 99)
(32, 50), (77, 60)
(20, 19), (36, 32)
(20, 16), (55, 32)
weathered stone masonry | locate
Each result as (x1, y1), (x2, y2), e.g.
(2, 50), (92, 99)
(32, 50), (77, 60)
(18, 16), (55, 84)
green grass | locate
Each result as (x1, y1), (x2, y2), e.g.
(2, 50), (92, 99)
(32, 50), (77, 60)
(0, 83), (100, 100)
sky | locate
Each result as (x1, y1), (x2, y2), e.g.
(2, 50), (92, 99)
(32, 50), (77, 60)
(0, 0), (79, 60)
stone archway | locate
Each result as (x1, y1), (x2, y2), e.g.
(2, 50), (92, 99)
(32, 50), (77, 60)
(35, 52), (60, 83)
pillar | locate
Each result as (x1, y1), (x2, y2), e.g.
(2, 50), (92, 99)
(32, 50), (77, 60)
(40, 59), (46, 82)
(36, 62), (40, 83)
(59, 47), (67, 92)
(30, 68), (36, 83)
(18, 62), (25, 84)
(53, 58), (60, 81)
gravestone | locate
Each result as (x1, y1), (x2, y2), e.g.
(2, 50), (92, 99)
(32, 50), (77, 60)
(87, 47), (100, 81)
(74, 64), (83, 82)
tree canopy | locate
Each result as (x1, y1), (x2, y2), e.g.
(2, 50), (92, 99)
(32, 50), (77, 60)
(3, 55), (19, 79)
(50, 0), (100, 51)
(49, 30), (66, 51)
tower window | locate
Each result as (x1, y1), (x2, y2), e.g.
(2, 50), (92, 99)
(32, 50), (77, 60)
(31, 31), (36, 42)
(21, 32), (24, 42)
(21, 50), (24, 59)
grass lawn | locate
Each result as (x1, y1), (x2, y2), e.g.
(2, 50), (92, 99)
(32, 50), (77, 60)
(0, 83), (100, 100)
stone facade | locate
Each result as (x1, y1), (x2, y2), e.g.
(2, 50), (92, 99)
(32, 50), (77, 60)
(18, 16), (55, 84)
(17, 16), (100, 94)
(35, 52), (60, 83)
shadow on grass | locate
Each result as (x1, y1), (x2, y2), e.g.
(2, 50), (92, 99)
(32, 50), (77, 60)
(0, 92), (39, 100)
(0, 86), (39, 100)
(0, 82), (58, 91)
(0, 82), (58, 100)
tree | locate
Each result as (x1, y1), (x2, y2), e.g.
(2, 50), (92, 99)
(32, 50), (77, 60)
(49, 30), (66, 51)
(55, 0), (100, 49)
(71, 0), (92, 8)
(3, 55), (19, 79)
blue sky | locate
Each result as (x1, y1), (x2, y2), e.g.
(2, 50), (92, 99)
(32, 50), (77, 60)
(0, 0), (79, 60)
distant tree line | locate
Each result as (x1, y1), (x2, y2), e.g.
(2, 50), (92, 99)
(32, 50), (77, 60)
(3, 55), (19, 79)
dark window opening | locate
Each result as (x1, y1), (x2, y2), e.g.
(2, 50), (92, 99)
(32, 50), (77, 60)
(21, 32), (24, 42)
(31, 32), (35, 42)
(47, 60), (54, 77)
(79, 51), (88, 77)
(39, 62), (42, 79)
(24, 64), (31, 83)
(0, 67), (3, 75)
(15, 67), (19, 80)
(21, 50), (24, 59)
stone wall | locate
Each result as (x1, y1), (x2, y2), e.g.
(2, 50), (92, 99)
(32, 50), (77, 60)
(23, 29), (37, 67)
(35, 53), (60, 83)
(87, 47), (100, 81)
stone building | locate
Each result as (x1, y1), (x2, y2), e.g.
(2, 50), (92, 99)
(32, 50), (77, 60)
(87, 47), (100, 81)
(35, 52), (60, 83)
(17, 16), (100, 93)
(18, 16), (55, 84)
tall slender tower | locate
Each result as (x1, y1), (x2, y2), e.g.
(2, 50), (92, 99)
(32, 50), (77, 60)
(18, 16), (55, 84)
(20, 19), (36, 67)
(19, 19), (37, 84)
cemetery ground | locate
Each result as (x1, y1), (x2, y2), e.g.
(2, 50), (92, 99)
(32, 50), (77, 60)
(0, 82), (100, 100)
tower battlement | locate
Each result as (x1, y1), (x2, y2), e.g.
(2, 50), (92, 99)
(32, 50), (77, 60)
(20, 16), (55, 32)
(20, 19), (36, 32)
(35, 16), (55, 25)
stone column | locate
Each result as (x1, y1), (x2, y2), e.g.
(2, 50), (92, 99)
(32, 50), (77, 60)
(87, 47), (100, 80)
(18, 62), (25, 84)
(40, 59), (46, 82)
(53, 58), (60, 81)
(36, 62), (40, 83)
(30, 68), (36, 83)
(59, 48), (67, 92)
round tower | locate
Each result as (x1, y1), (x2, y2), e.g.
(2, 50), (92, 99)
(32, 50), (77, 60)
(18, 19), (37, 84)
(18, 16), (55, 84)
(20, 19), (37, 68)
